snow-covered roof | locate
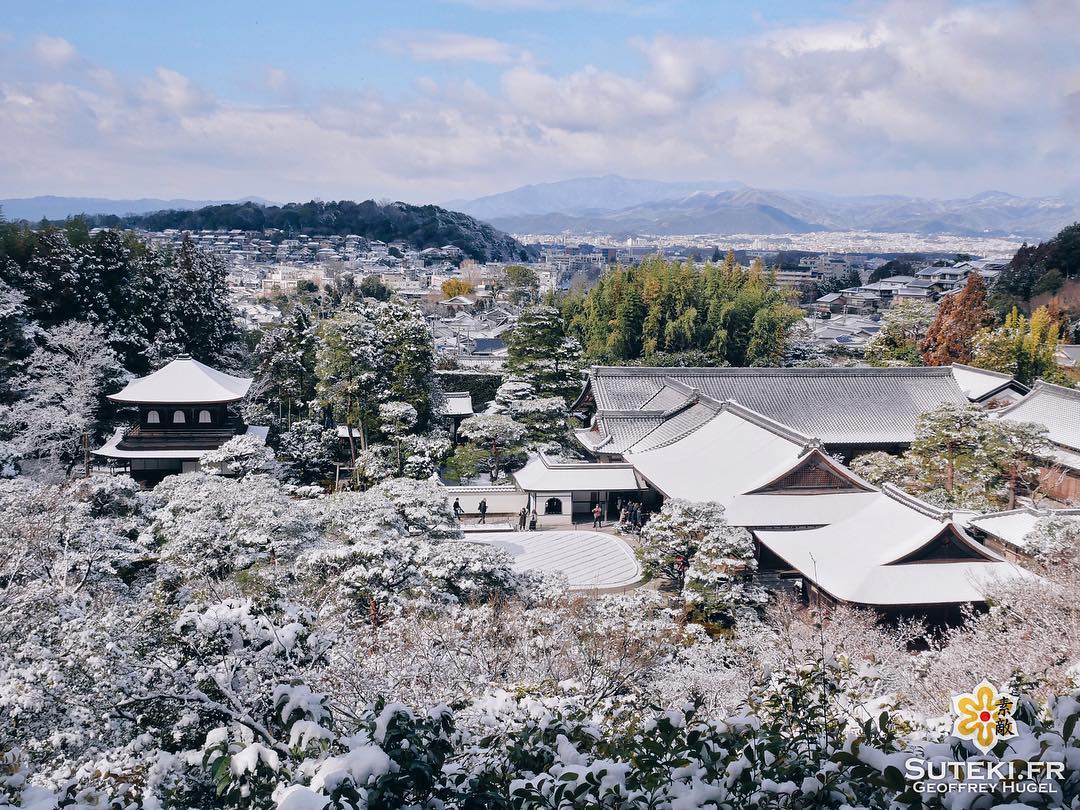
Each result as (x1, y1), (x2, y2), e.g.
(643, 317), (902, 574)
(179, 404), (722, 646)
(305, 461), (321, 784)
(512, 453), (643, 493)
(576, 366), (968, 449)
(966, 507), (1080, 550)
(108, 356), (252, 404)
(466, 530), (640, 590)
(950, 364), (1026, 402)
(756, 493), (1031, 606)
(624, 401), (815, 503)
(996, 380), (1080, 456)
(93, 425), (267, 460)
(442, 391), (474, 418)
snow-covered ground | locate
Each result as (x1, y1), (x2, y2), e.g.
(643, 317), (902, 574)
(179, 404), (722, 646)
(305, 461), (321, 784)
(466, 530), (641, 590)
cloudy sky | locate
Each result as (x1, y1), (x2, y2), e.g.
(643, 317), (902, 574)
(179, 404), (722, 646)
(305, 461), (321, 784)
(1, 0), (1078, 204)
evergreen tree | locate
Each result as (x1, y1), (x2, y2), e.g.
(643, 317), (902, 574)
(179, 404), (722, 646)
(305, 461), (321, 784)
(169, 235), (238, 363)
(315, 300), (437, 465)
(864, 299), (936, 366)
(505, 305), (583, 403)
(909, 402), (990, 500)
(457, 414), (527, 482)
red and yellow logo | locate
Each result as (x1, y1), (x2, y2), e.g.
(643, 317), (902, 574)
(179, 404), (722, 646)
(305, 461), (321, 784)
(951, 680), (1018, 754)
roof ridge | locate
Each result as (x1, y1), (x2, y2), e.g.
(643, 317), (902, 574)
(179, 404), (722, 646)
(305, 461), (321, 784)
(996, 377), (1080, 417)
(967, 506), (1040, 521)
(590, 365), (955, 377)
(537, 451), (635, 470)
(951, 363), (1015, 381)
(717, 399), (820, 448)
(880, 484), (951, 521)
(624, 407), (721, 453)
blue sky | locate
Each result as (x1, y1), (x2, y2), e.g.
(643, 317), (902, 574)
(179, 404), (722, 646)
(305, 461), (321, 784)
(1, 0), (1077, 203)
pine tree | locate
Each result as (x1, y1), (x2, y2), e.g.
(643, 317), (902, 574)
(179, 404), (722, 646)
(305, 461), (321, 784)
(505, 305), (582, 403)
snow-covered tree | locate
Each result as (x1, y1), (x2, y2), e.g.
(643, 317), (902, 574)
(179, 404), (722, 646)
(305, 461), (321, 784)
(457, 413), (527, 482)
(985, 419), (1052, 509)
(379, 401), (418, 474)
(150, 471), (317, 579)
(639, 499), (729, 591)
(683, 521), (766, 624)
(316, 300), (438, 464)
(490, 378), (536, 415)
(200, 434), (278, 478)
(276, 418), (339, 484)
(909, 402), (991, 502)
(505, 305), (583, 402)
(864, 299), (936, 366)
(1024, 512), (1080, 567)
(0, 320), (125, 472)
(508, 396), (567, 444)
(849, 450), (919, 490)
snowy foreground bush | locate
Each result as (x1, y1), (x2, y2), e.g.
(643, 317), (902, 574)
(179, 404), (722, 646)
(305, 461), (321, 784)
(5, 663), (1080, 808)
(2, 472), (1080, 808)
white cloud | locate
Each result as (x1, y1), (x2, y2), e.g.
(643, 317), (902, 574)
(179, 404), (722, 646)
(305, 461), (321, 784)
(31, 35), (78, 68)
(382, 31), (519, 64)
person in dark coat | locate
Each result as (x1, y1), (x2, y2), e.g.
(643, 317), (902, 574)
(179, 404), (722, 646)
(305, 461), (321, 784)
(453, 498), (463, 520)
(478, 498), (488, 524)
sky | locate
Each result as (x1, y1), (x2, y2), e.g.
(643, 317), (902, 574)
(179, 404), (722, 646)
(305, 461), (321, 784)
(1, 0), (1078, 205)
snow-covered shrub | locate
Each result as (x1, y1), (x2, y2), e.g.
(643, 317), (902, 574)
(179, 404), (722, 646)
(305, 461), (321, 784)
(149, 472), (318, 579)
(1025, 512), (1080, 567)
(200, 433), (279, 477)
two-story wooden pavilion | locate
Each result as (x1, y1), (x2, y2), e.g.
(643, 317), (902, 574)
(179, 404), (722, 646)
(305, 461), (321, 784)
(94, 355), (265, 483)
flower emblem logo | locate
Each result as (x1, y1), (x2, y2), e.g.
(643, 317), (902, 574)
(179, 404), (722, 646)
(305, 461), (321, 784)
(951, 679), (1018, 754)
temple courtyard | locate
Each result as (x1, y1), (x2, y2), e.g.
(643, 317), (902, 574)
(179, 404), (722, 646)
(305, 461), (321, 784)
(462, 529), (642, 591)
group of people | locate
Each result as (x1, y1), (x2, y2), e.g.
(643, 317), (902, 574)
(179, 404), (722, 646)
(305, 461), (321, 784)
(452, 497), (489, 524)
(517, 507), (538, 531)
(453, 497), (539, 531)
(618, 500), (647, 533)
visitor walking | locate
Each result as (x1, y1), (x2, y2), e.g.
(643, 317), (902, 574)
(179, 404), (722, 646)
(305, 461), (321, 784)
(518, 507), (527, 530)
(592, 503), (603, 528)
(453, 498), (463, 520)
(478, 498), (488, 524)
(528, 510), (537, 531)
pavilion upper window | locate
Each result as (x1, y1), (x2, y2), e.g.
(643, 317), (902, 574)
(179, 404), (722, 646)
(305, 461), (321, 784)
(199, 409), (212, 424)
(146, 410), (160, 425)
(173, 410), (186, 424)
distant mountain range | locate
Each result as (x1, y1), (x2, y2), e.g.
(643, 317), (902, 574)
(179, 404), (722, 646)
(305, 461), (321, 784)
(0, 195), (276, 222)
(449, 176), (1079, 238)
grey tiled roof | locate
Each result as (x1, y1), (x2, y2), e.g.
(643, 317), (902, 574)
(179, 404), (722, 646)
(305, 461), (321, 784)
(586, 366), (969, 447)
(624, 402), (718, 452)
(998, 380), (1080, 451)
(640, 384), (693, 413)
(593, 415), (666, 453)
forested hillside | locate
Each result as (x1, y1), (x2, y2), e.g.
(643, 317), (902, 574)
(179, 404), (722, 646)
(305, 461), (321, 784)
(79, 199), (534, 263)
(993, 221), (1080, 307)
